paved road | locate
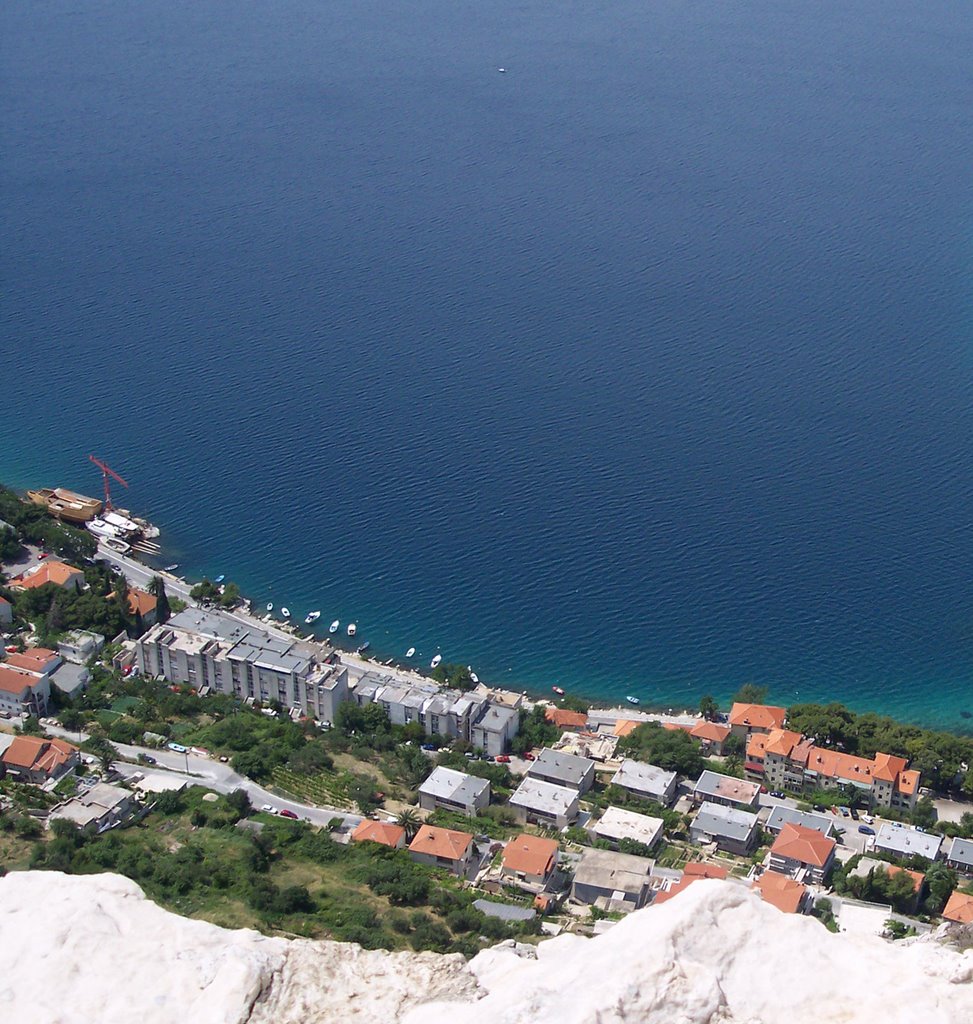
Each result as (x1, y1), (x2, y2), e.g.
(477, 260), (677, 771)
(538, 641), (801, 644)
(41, 721), (362, 829)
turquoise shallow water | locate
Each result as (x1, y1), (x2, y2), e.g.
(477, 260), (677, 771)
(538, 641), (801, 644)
(2, 1), (973, 729)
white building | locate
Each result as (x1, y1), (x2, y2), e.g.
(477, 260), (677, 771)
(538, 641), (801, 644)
(509, 777), (580, 830)
(589, 806), (665, 853)
(871, 823), (942, 862)
(418, 766), (490, 816)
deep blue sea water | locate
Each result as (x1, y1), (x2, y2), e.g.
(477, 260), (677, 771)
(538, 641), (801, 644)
(3, 1), (972, 728)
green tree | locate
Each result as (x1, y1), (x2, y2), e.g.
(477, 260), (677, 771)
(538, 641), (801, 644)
(734, 683), (768, 705)
(395, 808), (422, 841)
(617, 722), (704, 777)
(148, 576), (172, 624)
(85, 737), (119, 775)
(924, 862), (957, 915)
(699, 695), (720, 720)
(911, 796), (937, 830)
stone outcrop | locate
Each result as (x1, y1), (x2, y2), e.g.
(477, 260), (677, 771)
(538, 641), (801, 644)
(3, 871), (973, 1024)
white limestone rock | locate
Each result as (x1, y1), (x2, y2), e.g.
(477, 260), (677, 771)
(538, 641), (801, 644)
(4, 871), (973, 1024)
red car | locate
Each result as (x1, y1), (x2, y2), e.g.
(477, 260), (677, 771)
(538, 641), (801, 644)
(496, 755), (511, 763)
(523, 752), (536, 761)
(279, 809), (299, 819)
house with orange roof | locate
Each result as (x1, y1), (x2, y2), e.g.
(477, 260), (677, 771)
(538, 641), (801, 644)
(126, 587), (158, 627)
(350, 819), (406, 849)
(500, 834), (559, 891)
(653, 862), (729, 906)
(0, 664), (51, 718)
(754, 871), (809, 914)
(545, 706), (588, 731)
(745, 728), (813, 791)
(803, 746), (920, 812)
(943, 891), (973, 925)
(4, 647), (60, 676)
(613, 719), (640, 739)
(408, 824), (474, 876)
(2, 735), (79, 784)
(849, 856), (925, 913)
(768, 823), (836, 883)
(728, 703), (787, 740)
(10, 560), (85, 593)
(689, 720), (731, 756)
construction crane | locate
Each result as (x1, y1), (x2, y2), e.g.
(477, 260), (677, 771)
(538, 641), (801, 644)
(88, 455), (129, 512)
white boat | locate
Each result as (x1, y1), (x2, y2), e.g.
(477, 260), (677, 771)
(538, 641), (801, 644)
(470, 672), (479, 684)
(347, 623), (357, 637)
(430, 654), (442, 669)
(498, 67), (506, 73)
(214, 574), (225, 584)
(625, 695), (640, 706)
(305, 611), (321, 624)
(552, 685), (565, 696)
(267, 602), (274, 612)
(105, 538), (131, 554)
(405, 647), (416, 658)
(164, 564), (179, 572)
(281, 607), (291, 618)
(329, 620), (340, 634)
(87, 518), (120, 540)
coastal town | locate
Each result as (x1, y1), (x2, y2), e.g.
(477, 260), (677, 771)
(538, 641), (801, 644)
(3, 481), (973, 951)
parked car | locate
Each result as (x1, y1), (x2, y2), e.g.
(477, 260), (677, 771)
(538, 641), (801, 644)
(861, 814), (875, 824)
(849, 807), (859, 820)
(523, 752), (536, 761)
(138, 754), (157, 766)
(421, 743), (437, 751)
(219, 755), (229, 763)
(839, 806), (850, 817)
(769, 790), (784, 799)
(813, 804), (826, 812)
(858, 825), (876, 836)
(261, 804), (274, 812)
(279, 809), (299, 819)
(496, 755), (511, 763)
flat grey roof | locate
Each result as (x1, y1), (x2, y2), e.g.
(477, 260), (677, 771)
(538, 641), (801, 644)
(509, 777), (579, 816)
(766, 806), (834, 836)
(574, 847), (653, 895)
(874, 823), (942, 861)
(948, 836), (973, 867)
(590, 807), (664, 848)
(166, 608), (311, 674)
(49, 662), (88, 695)
(474, 704), (519, 732)
(612, 759), (677, 796)
(693, 770), (760, 804)
(692, 801), (759, 842)
(528, 747), (594, 786)
(419, 766), (490, 805)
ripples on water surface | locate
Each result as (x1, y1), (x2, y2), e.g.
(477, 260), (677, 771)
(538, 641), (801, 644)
(2, 1), (972, 728)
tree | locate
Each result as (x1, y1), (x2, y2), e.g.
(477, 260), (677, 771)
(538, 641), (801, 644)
(148, 576), (172, 624)
(617, 722), (704, 777)
(734, 683), (768, 705)
(923, 862), (957, 915)
(85, 737), (118, 775)
(911, 795), (937, 830)
(396, 809), (422, 841)
(699, 695), (720, 720)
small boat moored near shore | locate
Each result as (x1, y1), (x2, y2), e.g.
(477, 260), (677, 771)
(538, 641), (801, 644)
(552, 685), (565, 696)
(164, 564), (179, 572)
(214, 575), (225, 584)
(281, 607), (291, 618)
(357, 642), (370, 654)
(430, 654), (442, 669)
(305, 611), (321, 624)
(266, 602), (273, 612)
(625, 695), (640, 706)
(405, 647), (416, 658)
(329, 620), (340, 634)
(347, 623), (357, 637)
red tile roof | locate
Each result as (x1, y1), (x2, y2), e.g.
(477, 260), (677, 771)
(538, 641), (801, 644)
(0, 665), (36, 695)
(502, 834), (559, 877)
(409, 824), (473, 862)
(943, 891), (973, 924)
(545, 707), (588, 730)
(127, 587), (158, 618)
(729, 703), (786, 731)
(690, 721), (731, 744)
(653, 862), (728, 906)
(2, 735), (78, 776)
(755, 871), (807, 914)
(614, 720), (640, 738)
(770, 823), (836, 868)
(351, 819), (406, 848)
(5, 648), (58, 674)
(12, 561), (83, 590)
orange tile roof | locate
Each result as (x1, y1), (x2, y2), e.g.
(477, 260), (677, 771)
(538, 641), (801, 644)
(545, 707), (588, 730)
(764, 729), (804, 757)
(409, 824), (473, 862)
(691, 721), (731, 743)
(0, 665), (38, 695)
(729, 703), (786, 731)
(896, 769), (920, 796)
(770, 823), (836, 868)
(127, 587), (158, 618)
(755, 871), (807, 914)
(885, 864), (925, 894)
(502, 834), (559, 877)
(663, 722), (693, 733)
(5, 648), (58, 674)
(2, 735), (78, 775)
(614, 719), (640, 738)
(943, 891), (973, 925)
(351, 819), (406, 848)
(804, 747), (874, 785)
(747, 733), (769, 760)
(12, 561), (83, 590)
(872, 752), (909, 783)
(683, 862), (729, 880)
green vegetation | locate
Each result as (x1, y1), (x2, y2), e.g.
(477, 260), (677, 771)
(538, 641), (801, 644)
(733, 683), (769, 705)
(0, 485), (97, 565)
(189, 578), (240, 608)
(617, 721), (705, 777)
(22, 787), (534, 954)
(812, 897), (838, 933)
(430, 662), (476, 692)
(510, 705), (559, 755)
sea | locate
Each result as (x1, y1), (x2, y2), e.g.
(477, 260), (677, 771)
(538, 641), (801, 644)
(2, 1), (972, 730)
